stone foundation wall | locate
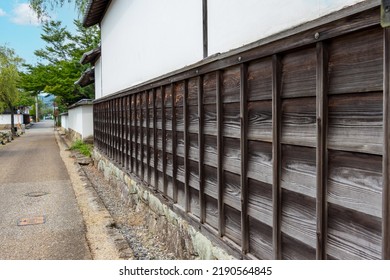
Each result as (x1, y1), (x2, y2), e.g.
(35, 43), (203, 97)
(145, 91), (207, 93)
(93, 149), (234, 260)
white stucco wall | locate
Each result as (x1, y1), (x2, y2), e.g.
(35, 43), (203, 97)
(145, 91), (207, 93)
(98, 0), (368, 98)
(0, 114), (24, 125)
(60, 114), (68, 130)
(94, 57), (102, 100)
(100, 0), (203, 96)
(68, 105), (93, 139)
(208, 0), (366, 55)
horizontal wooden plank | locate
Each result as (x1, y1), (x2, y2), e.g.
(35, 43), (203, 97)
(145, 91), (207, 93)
(223, 102), (241, 138)
(281, 233), (316, 260)
(205, 194), (219, 230)
(203, 72), (217, 105)
(247, 140), (273, 184)
(188, 77), (199, 106)
(328, 92), (383, 155)
(224, 204), (242, 246)
(281, 47), (316, 98)
(222, 66), (241, 103)
(248, 216), (273, 260)
(223, 137), (241, 175)
(327, 203), (382, 260)
(247, 58), (272, 101)
(248, 100), (272, 142)
(188, 105), (199, 134)
(174, 82), (185, 106)
(190, 188), (200, 218)
(328, 27), (383, 95)
(248, 178), (273, 227)
(204, 135), (218, 167)
(223, 171), (241, 211)
(281, 145), (316, 198)
(281, 97), (317, 147)
(204, 104), (217, 136)
(328, 150), (382, 217)
(281, 189), (317, 249)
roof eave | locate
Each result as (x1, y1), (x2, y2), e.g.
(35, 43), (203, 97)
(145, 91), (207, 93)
(82, 0), (112, 28)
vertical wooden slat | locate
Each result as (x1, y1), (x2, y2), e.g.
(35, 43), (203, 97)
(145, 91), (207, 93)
(130, 95), (134, 173)
(146, 91), (151, 184)
(240, 63), (249, 254)
(162, 86), (168, 195)
(126, 96), (130, 170)
(198, 76), (205, 223)
(135, 94), (139, 175)
(172, 84), (178, 203)
(110, 100), (114, 159)
(114, 98), (118, 162)
(121, 97), (124, 166)
(383, 27), (390, 260)
(316, 41), (329, 260)
(184, 80), (190, 212)
(141, 93), (145, 180)
(153, 89), (158, 191)
(216, 70), (224, 237)
(272, 54), (282, 259)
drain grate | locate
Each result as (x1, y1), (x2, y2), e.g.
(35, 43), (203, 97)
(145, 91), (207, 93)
(24, 191), (49, 197)
(17, 216), (46, 226)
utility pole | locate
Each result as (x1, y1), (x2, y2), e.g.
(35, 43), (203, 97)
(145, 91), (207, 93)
(35, 95), (39, 122)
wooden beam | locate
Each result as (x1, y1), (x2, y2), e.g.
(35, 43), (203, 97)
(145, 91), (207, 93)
(198, 76), (206, 223)
(272, 54), (282, 260)
(162, 86), (168, 195)
(240, 63), (249, 254)
(153, 89), (158, 190)
(184, 80), (190, 212)
(383, 27), (390, 259)
(216, 70), (224, 237)
(140, 92), (145, 180)
(146, 91), (151, 184)
(126, 96), (130, 170)
(130, 95), (134, 173)
(316, 41), (329, 260)
(172, 84), (178, 203)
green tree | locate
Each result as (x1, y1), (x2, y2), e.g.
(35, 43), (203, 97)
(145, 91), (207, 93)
(29, 0), (89, 19)
(0, 46), (24, 134)
(20, 19), (100, 110)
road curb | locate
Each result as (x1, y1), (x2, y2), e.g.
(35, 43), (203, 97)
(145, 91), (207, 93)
(54, 130), (134, 260)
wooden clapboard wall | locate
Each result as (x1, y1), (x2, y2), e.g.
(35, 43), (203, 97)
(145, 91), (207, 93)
(93, 3), (390, 260)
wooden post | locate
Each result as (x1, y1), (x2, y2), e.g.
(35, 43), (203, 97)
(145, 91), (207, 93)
(383, 27), (390, 259)
(153, 89), (158, 190)
(130, 95), (134, 173)
(198, 76), (206, 223)
(272, 54), (282, 259)
(172, 84), (178, 203)
(184, 80), (190, 212)
(316, 41), (329, 260)
(140, 93), (145, 180)
(146, 92), (151, 184)
(162, 86), (168, 195)
(240, 63), (249, 254)
(125, 96), (130, 170)
(216, 70), (224, 237)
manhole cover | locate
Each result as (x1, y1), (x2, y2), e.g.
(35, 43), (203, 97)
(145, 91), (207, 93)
(17, 216), (46, 226)
(24, 191), (49, 197)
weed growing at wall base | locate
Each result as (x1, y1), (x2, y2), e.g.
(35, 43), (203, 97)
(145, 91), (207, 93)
(70, 139), (92, 157)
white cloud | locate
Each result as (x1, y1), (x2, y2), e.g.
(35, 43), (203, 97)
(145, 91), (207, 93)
(0, 8), (6, 17)
(10, 3), (48, 26)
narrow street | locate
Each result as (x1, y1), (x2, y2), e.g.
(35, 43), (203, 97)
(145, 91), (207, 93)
(0, 121), (91, 259)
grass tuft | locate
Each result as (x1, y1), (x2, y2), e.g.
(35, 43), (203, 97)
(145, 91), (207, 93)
(70, 139), (92, 157)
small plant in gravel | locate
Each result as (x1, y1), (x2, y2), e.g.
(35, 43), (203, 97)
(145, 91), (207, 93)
(70, 139), (92, 157)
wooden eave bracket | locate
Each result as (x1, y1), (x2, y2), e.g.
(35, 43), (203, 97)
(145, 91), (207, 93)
(381, 0), (390, 27)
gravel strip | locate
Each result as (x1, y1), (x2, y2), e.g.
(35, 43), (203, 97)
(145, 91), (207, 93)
(81, 164), (176, 260)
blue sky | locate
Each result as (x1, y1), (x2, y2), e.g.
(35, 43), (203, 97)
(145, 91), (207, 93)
(0, 0), (79, 65)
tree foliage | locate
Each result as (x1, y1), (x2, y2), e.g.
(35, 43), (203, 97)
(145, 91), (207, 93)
(29, 0), (89, 19)
(20, 19), (100, 110)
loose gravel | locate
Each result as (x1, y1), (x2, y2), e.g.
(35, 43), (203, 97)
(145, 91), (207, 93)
(81, 164), (177, 260)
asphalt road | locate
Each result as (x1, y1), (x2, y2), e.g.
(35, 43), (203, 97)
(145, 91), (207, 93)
(0, 121), (91, 259)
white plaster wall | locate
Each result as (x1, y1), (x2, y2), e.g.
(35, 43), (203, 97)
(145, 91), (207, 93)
(0, 114), (24, 125)
(68, 105), (93, 139)
(94, 57), (102, 100)
(208, 0), (367, 55)
(98, 0), (367, 98)
(61, 114), (68, 130)
(100, 0), (203, 96)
